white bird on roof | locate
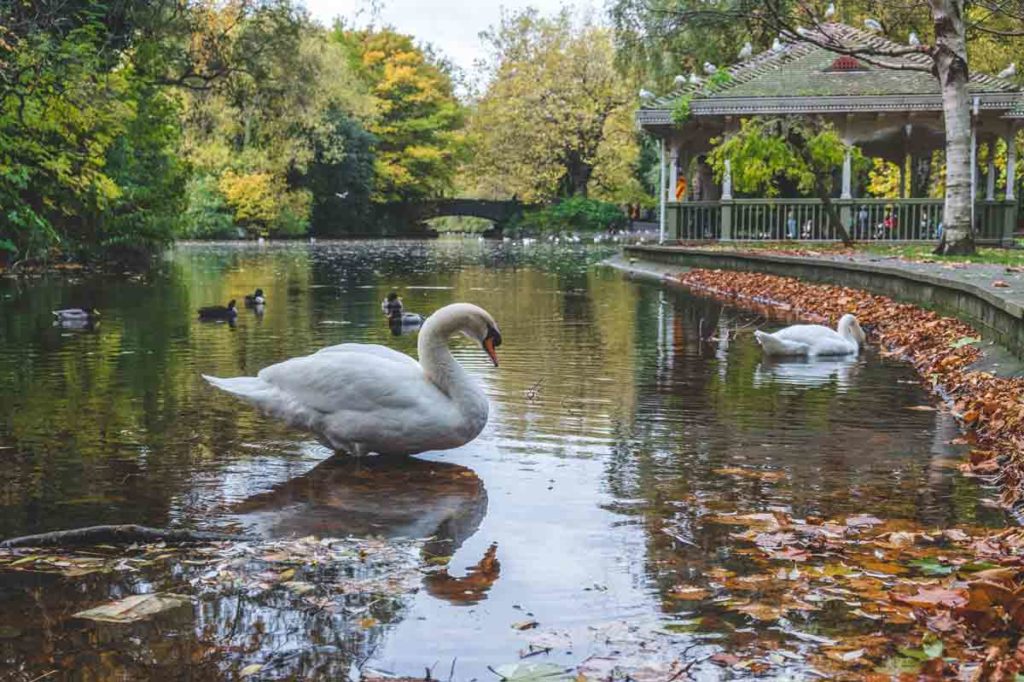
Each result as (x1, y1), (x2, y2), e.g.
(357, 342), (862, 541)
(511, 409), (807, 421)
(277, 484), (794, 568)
(738, 41), (753, 59)
(703, 61), (718, 75)
(673, 74), (687, 86)
(908, 31), (920, 46)
(639, 88), (655, 100)
(796, 26), (811, 37)
(863, 18), (883, 32)
(771, 36), (783, 51)
(824, 2), (836, 20)
(999, 62), (1017, 79)
(689, 73), (702, 85)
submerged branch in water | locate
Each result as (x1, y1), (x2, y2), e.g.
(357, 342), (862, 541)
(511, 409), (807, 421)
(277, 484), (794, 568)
(0, 524), (246, 548)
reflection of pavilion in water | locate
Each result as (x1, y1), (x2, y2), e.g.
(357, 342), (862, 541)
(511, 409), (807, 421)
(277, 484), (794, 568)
(232, 455), (498, 604)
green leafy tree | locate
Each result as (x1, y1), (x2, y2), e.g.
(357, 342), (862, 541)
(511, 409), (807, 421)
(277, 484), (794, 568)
(180, 14), (375, 237)
(709, 117), (865, 243)
(303, 110), (378, 235)
(332, 26), (465, 202)
(466, 9), (644, 203)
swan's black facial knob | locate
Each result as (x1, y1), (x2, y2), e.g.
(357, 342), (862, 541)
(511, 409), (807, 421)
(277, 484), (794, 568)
(482, 325), (502, 367)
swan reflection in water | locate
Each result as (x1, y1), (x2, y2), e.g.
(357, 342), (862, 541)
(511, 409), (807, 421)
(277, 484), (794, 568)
(232, 454), (498, 604)
(753, 355), (861, 392)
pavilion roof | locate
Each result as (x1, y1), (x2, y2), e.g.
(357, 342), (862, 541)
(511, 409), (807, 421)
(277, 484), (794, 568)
(639, 23), (1023, 125)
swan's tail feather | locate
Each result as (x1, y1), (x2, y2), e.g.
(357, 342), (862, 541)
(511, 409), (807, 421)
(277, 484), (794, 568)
(203, 374), (319, 429)
(202, 374), (273, 399)
(754, 331), (810, 356)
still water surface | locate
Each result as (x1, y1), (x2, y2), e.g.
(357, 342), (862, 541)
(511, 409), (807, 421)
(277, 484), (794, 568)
(0, 240), (1006, 680)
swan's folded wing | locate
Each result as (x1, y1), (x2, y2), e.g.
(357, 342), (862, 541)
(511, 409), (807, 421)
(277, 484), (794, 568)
(257, 351), (431, 414)
(314, 343), (420, 369)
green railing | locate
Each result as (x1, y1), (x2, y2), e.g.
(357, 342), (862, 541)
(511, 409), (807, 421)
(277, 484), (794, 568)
(667, 202), (721, 240)
(666, 198), (1017, 244)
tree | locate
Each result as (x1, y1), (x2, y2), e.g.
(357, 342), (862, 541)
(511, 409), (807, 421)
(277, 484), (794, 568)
(332, 26), (465, 202)
(179, 14), (375, 237)
(708, 117), (864, 243)
(610, 0), (1024, 255)
(466, 9), (644, 203)
(303, 110), (378, 235)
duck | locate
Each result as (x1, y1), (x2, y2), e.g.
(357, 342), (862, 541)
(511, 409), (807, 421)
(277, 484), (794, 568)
(52, 308), (100, 322)
(390, 311), (426, 325)
(244, 289), (265, 306)
(753, 314), (866, 357)
(202, 303), (501, 456)
(198, 300), (238, 320)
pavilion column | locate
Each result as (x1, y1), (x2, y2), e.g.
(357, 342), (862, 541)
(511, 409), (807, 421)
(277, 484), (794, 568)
(658, 139), (666, 243)
(986, 140), (997, 201)
(1006, 129), (1017, 202)
(721, 159), (733, 240)
(841, 146), (853, 200)
(970, 112), (978, 227)
(668, 143), (680, 203)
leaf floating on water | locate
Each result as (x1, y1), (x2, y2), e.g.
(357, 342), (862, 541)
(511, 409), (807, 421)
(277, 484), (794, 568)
(712, 467), (786, 482)
(908, 558), (955, 576)
(491, 662), (569, 680)
(240, 663), (263, 677)
(904, 405), (936, 411)
(732, 602), (783, 622)
(512, 619), (539, 631)
(845, 514), (883, 527)
(890, 587), (968, 610)
(73, 593), (193, 623)
(667, 585), (709, 600)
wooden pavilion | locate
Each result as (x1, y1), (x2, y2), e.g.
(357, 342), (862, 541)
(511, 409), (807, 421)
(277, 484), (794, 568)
(637, 23), (1024, 243)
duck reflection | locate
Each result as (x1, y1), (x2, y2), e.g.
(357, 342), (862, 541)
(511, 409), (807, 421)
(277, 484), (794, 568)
(232, 455), (497, 604)
(753, 356), (860, 392)
(388, 315), (421, 336)
(53, 318), (100, 332)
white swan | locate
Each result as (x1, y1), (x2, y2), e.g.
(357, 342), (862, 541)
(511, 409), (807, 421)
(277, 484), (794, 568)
(753, 314), (865, 357)
(202, 303), (501, 456)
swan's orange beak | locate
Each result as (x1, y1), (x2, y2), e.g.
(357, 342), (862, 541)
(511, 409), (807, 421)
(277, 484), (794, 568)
(483, 336), (499, 367)
(483, 326), (501, 367)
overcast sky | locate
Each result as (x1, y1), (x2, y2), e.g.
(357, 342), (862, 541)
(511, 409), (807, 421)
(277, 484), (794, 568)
(302, 0), (594, 73)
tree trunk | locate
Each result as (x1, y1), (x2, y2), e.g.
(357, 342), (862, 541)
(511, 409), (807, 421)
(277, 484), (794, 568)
(817, 182), (853, 245)
(930, 0), (975, 255)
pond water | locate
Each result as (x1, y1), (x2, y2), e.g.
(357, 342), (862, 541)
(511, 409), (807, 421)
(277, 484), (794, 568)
(0, 240), (1008, 680)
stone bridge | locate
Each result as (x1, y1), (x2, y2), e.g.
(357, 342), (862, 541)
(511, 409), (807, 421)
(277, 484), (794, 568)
(387, 198), (532, 230)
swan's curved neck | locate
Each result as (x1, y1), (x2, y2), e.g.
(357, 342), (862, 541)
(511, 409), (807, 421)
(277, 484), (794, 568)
(417, 314), (477, 401)
(837, 318), (859, 346)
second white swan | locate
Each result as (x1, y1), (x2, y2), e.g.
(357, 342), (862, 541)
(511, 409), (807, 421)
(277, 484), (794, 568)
(754, 314), (865, 357)
(203, 303), (501, 456)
